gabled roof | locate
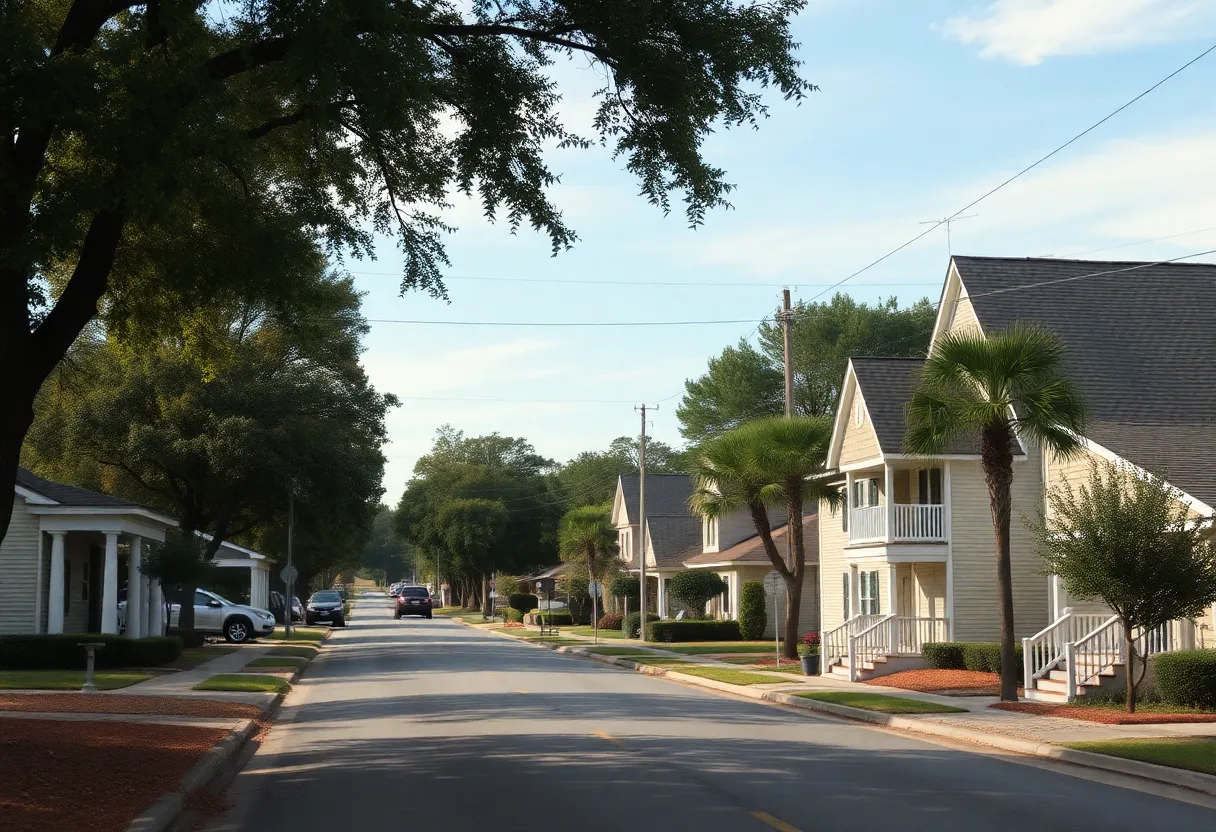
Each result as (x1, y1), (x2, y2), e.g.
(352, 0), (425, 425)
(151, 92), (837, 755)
(950, 256), (1216, 507)
(616, 473), (695, 520)
(621, 515), (703, 571)
(684, 513), (818, 567)
(16, 468), (140, 508)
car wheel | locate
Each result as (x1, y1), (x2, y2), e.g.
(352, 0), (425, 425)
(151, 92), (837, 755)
(334, 618), (345, 627)
(224, 616), (252, 644)
(425, 613), (433, 620)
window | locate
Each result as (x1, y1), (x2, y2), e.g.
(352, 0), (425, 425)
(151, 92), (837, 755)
(859, 570), (880, 615)
(851, 478), (879, 508)
(842, 573), (850, 620)
(702, 517), (718, 549)
(619, 529), (632, 560)
(917, 468), (943, 504)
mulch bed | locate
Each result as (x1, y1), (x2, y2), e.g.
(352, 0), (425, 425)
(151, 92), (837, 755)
(736, 657), (801, 668)
(0, 694), (263, 719)
(866, 669), (1007, 695)
(0, 718), (229, 831)
(991, 701), (1216, 724)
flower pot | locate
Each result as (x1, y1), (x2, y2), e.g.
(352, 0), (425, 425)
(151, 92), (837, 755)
(800, 654), (819, 676)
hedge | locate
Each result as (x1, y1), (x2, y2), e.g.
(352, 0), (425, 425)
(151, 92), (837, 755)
(0, 634), (183, 670)
(648, 620), (742, 643)
(597, 612), (623, 630)
(504, 608), (525, 623)
(1155, 650), (1216, 709)
(533, 612), (574, 626)
(508, 593), (539, 613)
(922, 641), (1023, 673)
(622, 611), (660, 639)
(738, 581), (766, 640)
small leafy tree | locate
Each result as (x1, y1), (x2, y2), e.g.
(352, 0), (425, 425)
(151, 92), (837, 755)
(496, 575), (521, 598)
(1031, 461), (1216, 712)
(739, 581), (767, 640)
(668, 571), (728, 618)
(140, 533), (215, 632)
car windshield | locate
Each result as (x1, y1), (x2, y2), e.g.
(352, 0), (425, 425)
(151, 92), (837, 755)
(208, 592), (234, 606)
(312, 592), (341, 603)
(401, 587), (430, 597)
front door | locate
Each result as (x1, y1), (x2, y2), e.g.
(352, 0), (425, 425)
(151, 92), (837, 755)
(86, 546), (102, 633)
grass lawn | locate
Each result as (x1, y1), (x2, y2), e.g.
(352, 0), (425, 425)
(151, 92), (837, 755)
(265, 628), (326, 643)
(568, 626), (625, 640)
(0, 670), (153, 690)
(745, 664), (805, 675)
(245, 656), (309, 670)
(194, 673), (291, 694)
(1064, 738), (1216, 775)
(673, 667), (789, 686)
(798, 691), (967, 714)
(586, 647), (651, 656)
(658, 643), (782, 655)
(520, 637), (584, 646)
(171, 647), (237, 669)
(631, 657), (693, 667)
(267, 645), (318, 660)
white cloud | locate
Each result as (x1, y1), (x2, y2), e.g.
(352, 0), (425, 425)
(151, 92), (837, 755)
(363, 337), (561, 397)
(940, 0), (1216, 65)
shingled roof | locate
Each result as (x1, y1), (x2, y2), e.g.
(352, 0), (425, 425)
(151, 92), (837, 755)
(16, 468), (139, 508)
(952, 256), (1216, 507)
(684, 513), (818, 567)
(617, 473), (695, 519)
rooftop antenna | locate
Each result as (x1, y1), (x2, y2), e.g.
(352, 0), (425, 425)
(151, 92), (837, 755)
(920, 214), (977, 257)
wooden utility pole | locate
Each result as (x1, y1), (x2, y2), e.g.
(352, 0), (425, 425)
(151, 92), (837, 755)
(636, 403), (655, 641)
(782, 289), (793, 418)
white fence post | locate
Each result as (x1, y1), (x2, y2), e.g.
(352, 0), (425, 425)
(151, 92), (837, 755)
(1064, 642), (1077, 703)
(847, 637), (858, 683)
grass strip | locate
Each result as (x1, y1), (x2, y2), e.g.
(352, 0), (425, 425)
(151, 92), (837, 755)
(798, 691), (967, 714)
(586, 647), (651, 656)
(0, 670), (153, 691)
(631, 657), (693, 667)
(264, 628), (326, 642)
(568, 626), (626, 640)
(1063, 738), (1216, 775)
(673, 667), (789, 686)
(267, 645), (318, 660)
(659, 643), (783, 655)
(745, 664), (806, 675)
(172, 647), (238, 669)
(245, 656), (309, 670)
(194, 673), (291, 694)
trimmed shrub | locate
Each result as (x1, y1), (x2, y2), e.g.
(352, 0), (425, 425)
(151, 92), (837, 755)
(533, 612), (574, 626)
(504, 608), (525, 623)
(610, 575), (640, 601)
(738, 581), (766, 640)
(622, 611), (660, 639)
(597, 612), (624, 630)
(922, 642), (1022, 673)
(508, 593), (538, 613)
(667, 571), (728, 617)
(1155, 650), (1216, 709)
(0, 634), (183, 670)
(496, 575), (521, 598)
(648, 620), (741, 643)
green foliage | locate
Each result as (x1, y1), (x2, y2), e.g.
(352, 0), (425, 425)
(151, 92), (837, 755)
(508, 594), (539, 613)
(496, 575), (521, 598)
(194, 674), (291, 694)
(533, 612), (574, 626)
(504, 608), (525, 623)
(738, 582), (767, 640)
(559, 505), (618, 585)
(1154, 651), (1216, 710)
(141, 534), (216, 592)
(610, 575), (641, 601)
(623, 612), (661, 639)
(362, 506), (413, 584)
(648, 620), (741, 643)
(798, 691), (967, 715)
(921, 642), (1022, 673)
(678, 297), (937, 443)
(0, 635), (182, 670)
(667, 571), (729, 617)
(557, 436), (689, 506)
(597, 612), (624, 630)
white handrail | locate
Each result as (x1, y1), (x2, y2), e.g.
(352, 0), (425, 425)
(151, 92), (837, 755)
(892, 504), (945, 541)
(1022, 609), (1113, 690)
(822, 613), (884, 673)
(895, 616), (949, 654)
(1071, 616), (1123, 689)
(848, 613), (896, 681)
(848, 505), (886, 543)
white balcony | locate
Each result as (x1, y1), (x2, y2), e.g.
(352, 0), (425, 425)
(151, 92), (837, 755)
(848, 503), (946, 545)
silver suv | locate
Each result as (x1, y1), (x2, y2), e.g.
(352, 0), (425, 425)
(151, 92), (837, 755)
(168, 588), (277, 643)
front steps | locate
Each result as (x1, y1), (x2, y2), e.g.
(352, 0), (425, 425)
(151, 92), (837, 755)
(1024, 663), (1125, 703)
(827, 653), (928, 682)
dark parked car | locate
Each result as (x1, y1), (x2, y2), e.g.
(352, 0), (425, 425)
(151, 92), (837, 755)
(306, 590), (346, 627)
(269, 591), (304, 624)
(394, 586), (433, 619)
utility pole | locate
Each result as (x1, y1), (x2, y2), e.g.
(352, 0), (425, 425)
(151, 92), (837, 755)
(919, 214), (976, 257)
(781, 289), (794, 418)
(636, 403), (656, 642)
(285, 487), (294, 640)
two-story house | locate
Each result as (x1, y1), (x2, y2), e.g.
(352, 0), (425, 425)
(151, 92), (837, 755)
(819, 255), (1216, 698)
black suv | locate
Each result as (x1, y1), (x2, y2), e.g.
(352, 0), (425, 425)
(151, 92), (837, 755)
(306, 590), (346, 627)
(394, 586), (433, 619)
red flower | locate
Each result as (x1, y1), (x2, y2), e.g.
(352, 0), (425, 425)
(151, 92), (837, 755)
(802, 631), (820, 646)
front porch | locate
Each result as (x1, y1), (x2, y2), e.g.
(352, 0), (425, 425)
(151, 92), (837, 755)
(845, 463), (948, 546)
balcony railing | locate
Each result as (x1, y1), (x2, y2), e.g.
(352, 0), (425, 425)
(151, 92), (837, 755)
(848, 503), (946, 544)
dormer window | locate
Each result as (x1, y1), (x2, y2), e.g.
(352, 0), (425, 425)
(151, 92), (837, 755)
(854, 400), (863, 426)
(703, 517), (719, 549)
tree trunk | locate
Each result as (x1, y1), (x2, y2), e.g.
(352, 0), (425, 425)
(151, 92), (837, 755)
(1124, 619), (1137, 714)
(0, 389), (35, 548)
(481, 573), (490, 617)
(980, 422), (1018, 702)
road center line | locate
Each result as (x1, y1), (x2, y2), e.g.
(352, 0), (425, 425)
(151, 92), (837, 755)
(592, 730), (622, 745)
(751, 810), (802, 832)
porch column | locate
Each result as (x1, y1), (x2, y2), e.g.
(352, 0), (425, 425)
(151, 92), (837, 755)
(140, 567), (151, 636)
(126, 535), (143, 638)
(100, 532), (120, 634)
(656, 575), (667, 619)
(884, 465), (895, 543)
(887, 563), (898, 616)
(147, 580), (164, 636)
(47, 532), (66, 634)
(1050, 574), (1069, 620)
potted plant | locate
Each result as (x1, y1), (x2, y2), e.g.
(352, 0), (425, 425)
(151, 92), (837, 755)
(798, 631), (820, 676)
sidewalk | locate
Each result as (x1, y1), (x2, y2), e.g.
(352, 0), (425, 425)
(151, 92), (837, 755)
(110, 643), (280, 706)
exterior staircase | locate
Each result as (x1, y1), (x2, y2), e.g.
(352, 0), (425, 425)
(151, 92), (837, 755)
(1023, 610), (1185, 703)
(822, 613), (949, 682)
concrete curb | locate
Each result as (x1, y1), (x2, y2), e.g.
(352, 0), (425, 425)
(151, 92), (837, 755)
(478, 625), (1216, 799)
(124, 718), (258, 832)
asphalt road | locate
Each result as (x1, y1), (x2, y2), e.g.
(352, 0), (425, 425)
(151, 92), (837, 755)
(210, 594), (1216, 832)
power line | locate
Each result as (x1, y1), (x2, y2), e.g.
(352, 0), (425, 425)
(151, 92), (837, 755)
(397, 394), (641, 404)
(349, 271), (940, 290)
(365, 317), (763, 327)
(1055, 225), (1216, 258)
(806, 41), (1216, 304)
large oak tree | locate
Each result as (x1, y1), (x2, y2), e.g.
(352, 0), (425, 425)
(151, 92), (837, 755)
(1, 0), (812, 545)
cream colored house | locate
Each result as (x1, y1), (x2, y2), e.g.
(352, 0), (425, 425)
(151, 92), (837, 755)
(820, 255), (1216, 698)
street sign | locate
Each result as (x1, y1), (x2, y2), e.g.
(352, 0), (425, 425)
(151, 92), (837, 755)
(588, 580), (603, 598)
(763, 570), (784, 596)
(280, 565), (298, 585)
(489, 590), (497, 599)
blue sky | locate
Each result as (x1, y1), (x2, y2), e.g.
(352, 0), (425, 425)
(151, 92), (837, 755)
(354, 0), (1216, 502)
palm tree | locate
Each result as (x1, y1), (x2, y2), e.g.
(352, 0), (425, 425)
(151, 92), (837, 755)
(558, 505), (618, 622)
(905, 324), (1086, 701)
(691, 416), (838, 659)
